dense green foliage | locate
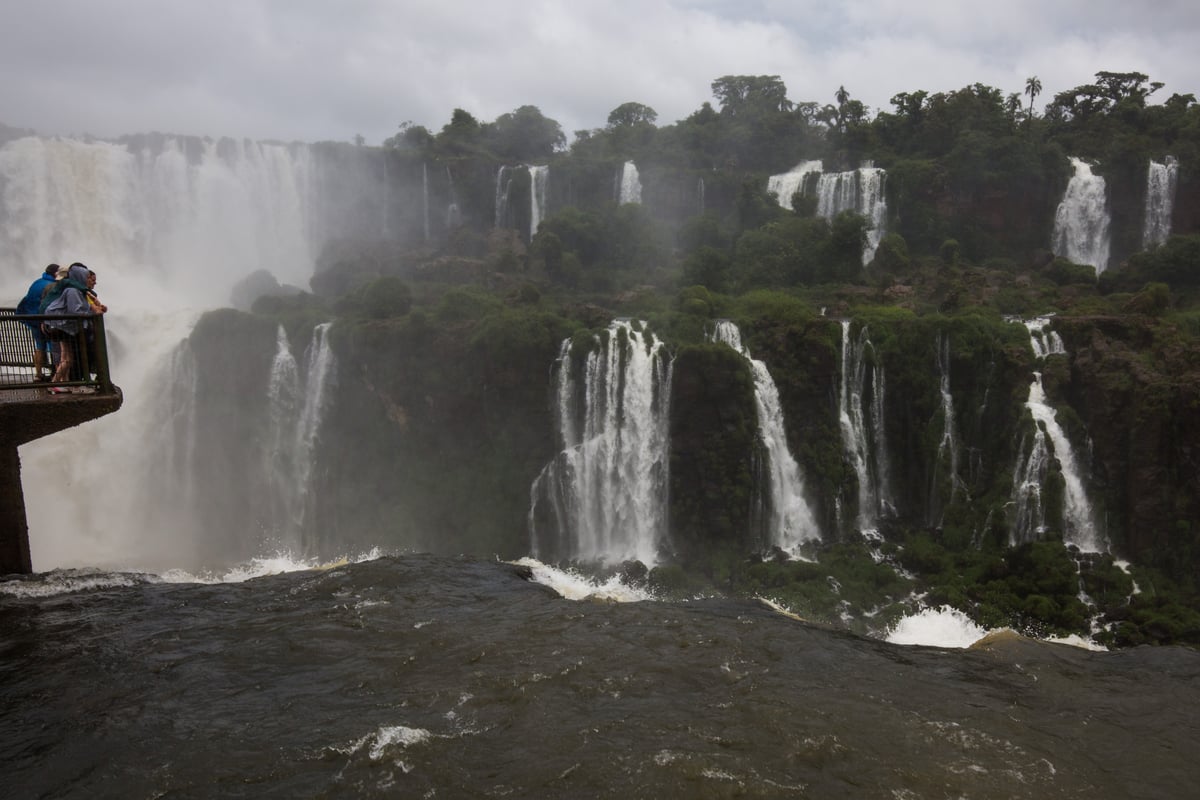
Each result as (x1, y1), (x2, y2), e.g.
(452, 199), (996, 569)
(210, 69), (1200, 648)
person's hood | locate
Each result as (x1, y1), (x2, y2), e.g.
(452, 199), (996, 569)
(66, 264), (90, 284)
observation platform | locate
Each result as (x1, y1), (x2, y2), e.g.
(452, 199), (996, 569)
(0, 310), (123, 574)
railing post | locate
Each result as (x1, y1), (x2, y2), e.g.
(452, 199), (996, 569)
(92, 313), (113, 394)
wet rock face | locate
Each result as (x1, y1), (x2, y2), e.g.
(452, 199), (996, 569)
(1058, 316), (1200, 577)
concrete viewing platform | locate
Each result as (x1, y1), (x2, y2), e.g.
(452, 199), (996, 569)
(1, 310), (123, 574)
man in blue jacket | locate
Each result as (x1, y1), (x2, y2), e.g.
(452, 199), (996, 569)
(16, 263), (59, 380)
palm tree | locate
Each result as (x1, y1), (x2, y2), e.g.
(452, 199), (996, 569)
(1024, 76), (1042, 120)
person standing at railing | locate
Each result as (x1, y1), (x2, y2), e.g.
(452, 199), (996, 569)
(15, 263), (60, 381)
(84, 269), (107, 377)
(41, 263), (93, 392)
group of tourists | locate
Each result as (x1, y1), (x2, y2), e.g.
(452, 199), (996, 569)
(15, 262), (108, 393)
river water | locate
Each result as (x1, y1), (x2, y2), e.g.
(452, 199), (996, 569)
(2, 554), (1197, 798)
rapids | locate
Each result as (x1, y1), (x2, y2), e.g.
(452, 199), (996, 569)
(2, 554), (1197, 798)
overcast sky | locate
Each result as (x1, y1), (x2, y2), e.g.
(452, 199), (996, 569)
(3, 0), (1199, 146)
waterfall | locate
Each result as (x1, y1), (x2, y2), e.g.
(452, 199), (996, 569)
(265, 325), (302, 541)
(928, 333), (961, 525)
(494, 165), (513, 228)
(1143, 156), (1179, 249)
(767, 160), (823, 211)
(711, 321), (821, 552)
(0, 132), (379, 570)
(815, 165), (888, 264)
(261, 322), (338, 554)
(1052, 157), (1111, 274)
(617, 161), (642, 205)
(0, 134), (332, 304)
(768, 162), (887, 263)
(445, 166), (461, 229)
(422, 162), (430, 242)
(1010, 321), (1103, 553)
(697, 177), (706, 214)
(293, 322), (337, 549)
(838, 321), (893, 532)
(529, 165), (549, 239)
(529, 320), (672, 566)
(1024, 317), (1065, 358)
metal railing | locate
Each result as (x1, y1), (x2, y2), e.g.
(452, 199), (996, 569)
(0, 309), (115, 394)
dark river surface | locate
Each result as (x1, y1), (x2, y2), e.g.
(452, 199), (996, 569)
(2, 554), (1197, 798)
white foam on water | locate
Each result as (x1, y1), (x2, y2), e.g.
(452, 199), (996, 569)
(885, 606), (993, 648)
(0, 549), (383, 596)
(511, 557), (655, 603)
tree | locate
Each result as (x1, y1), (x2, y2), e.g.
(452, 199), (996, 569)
(711, 75), (794, 115)
(486, 105), (566, 162)
(383, 121), (434, 150)
(607, 102), (658, 128)
(1024, 75), (1042, 120)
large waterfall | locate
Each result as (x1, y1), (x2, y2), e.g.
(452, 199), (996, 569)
(528, 320), (672, 566)
(0, 135), (330, 303)
(0, 133), (377, 571)
(529, 165), (549, 239)
(1143, 156), (1179, 249)
(838, 321), (893, 532)
(1052, 157), (1111, 274)
(617, 161), (642, 205)
(1010, 319), (1103, 552)
(766, 161), (887, 263)
(710, 321), (821, 552)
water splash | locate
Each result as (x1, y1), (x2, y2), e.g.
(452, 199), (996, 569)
(710, 321), (820, 551)
(1143, 156), (1179, 249)
(529, 321), (672, 566)
(1052, 157), (1111, 274)
(510, 557), (656, 602)
(839, 321), (893, 532)
(886, 606), (995, 648)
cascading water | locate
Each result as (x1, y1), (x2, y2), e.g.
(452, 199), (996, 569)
(697, 177), (705, 215)
(767, 160), (823, 211)
(494, 165), (513, 228)
(292, 322), (337, 551)
(528, 320), (672, 566)
(617, 161), (642, 205)
(838, 321), (893, 532)
(1143, 156), (1179, 249)
(815, 165), (888, 264)
(445, 166), (461, 229)
(711, 321), (821, 552)
(0, 133), (377, 571)
(528, 165), (549, 240)
(1010, 320), (1103, 553)
(265, 325), (302, 541)
(1052, 157), (1111, 274)
(422, 162), (430, 242)
(928, 333), (962, 525)
(767, 162), (887, 263)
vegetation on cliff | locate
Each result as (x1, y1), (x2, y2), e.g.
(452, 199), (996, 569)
(201, 68), (1200, 647)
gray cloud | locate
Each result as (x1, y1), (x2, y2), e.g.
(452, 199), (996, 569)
(2, 0), (1198, 145)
